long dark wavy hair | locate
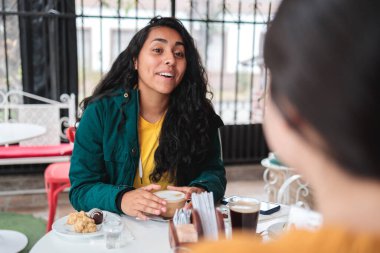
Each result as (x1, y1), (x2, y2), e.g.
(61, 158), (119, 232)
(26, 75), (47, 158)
(79, 16), (219, 186)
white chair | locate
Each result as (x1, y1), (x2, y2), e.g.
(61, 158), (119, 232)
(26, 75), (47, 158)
(277, 174), (311, 209)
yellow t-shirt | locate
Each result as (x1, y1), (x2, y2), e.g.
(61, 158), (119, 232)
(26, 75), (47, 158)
(133, 114), (170, 189)
(191, 225), (380, 253)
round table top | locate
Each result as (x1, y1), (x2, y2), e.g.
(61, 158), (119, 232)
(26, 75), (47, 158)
(0, 122), (46, 145)
(31, 215), (171, 253)
(30, 205), (290, 253)
(261, 158), (292, 171)
(0, 229), (28, 253)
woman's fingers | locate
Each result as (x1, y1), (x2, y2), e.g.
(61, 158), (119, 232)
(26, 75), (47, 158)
(135, 210), (149, 221)
(137, 195), (167, 213)
(185, 191), (193, 200)
(132, 201), (160, 216)
(183, 201), (193, 210)
(136, 190), (167, 215)
(140, 189), (166, 205)
(142, 184), (162, 191)
(121, 189), (167, 217)
(122, 186), (207, 218)
(167, 185), (187, 192)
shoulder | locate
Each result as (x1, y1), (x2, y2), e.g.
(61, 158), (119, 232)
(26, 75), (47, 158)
(192, 228), (380, 253)
(211, 113), (223, 128)
(209, 112), (224, 130)
(278, 226), (380, 252)
(190, 233), (261, 253)
(84, 88), (137, 112)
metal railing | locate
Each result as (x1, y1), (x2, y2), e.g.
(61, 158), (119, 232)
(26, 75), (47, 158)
(74, 0), (274, 125)
(0, 0), (276, 168)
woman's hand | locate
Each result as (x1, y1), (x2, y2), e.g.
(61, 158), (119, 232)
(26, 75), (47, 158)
(120, 184), (167, 220)
(167, 185), (206, 209)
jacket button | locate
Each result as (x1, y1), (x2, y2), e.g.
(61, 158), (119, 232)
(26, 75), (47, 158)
(131, 147), (137, 156)
(124, 92), (129, 98)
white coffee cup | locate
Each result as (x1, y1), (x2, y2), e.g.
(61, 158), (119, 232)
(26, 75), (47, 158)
(154, 190), (187, 218)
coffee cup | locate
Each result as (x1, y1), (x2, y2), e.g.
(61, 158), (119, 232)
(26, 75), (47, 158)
(154, 190), (187, 218)
(228, 196), (261, 234)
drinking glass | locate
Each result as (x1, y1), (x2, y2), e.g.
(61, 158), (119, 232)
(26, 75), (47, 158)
(103, 217), (124, 249)
(228, 196), (261, 234)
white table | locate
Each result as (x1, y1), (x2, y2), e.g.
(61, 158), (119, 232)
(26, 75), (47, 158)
(30, 206), (289, 253)
(0, 122), (46, 252)
(0, 230), (28, 253)
(0, 122), (46, 145)
(31, 215), (172, 253)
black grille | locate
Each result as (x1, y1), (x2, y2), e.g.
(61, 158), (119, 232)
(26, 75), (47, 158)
(221, 124), (269, 165)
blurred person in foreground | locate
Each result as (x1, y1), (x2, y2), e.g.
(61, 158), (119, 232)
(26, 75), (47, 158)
(193, 0), (380, 252)
(69, 17), (226, 219)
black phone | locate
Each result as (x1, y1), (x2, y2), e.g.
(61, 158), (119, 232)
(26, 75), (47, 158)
(259, 202), (281, 215)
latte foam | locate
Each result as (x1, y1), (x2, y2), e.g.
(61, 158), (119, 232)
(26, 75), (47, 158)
(154, 190), (185, 202)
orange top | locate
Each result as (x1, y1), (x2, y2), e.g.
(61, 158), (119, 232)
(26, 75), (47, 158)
(191, 226), (380, 253)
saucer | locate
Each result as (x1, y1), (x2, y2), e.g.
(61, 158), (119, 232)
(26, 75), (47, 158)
(52, 211), (119, 239)
(139, 214), (171, 222)
(267, 222), (287, 239)
(0, 230), (28, 253)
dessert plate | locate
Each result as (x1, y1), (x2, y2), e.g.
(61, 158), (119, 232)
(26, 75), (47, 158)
(0, 230), (28, 252)
(52, 211), (118, 239)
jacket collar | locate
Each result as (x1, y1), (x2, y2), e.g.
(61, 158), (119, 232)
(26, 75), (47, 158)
(112, 87), (139, 109)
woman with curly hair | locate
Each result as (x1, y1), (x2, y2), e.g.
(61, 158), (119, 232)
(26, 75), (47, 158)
(69, 16), (226, 219)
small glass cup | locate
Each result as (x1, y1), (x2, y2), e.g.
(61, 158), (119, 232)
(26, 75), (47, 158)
(103, 217), (124, 249)
(216, 205), (232, 239)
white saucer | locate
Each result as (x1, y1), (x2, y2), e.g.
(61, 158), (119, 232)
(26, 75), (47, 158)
(0, 230), (28, 253)
(52, 211), (119, 239)
(267, 222), (287, 239)
(146, 214), (171, 223)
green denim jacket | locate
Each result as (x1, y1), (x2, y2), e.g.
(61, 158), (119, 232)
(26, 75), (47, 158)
(69, 88), (226, 214)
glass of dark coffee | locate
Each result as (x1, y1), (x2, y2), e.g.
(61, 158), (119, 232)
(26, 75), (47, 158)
(228, 197), (261, 234)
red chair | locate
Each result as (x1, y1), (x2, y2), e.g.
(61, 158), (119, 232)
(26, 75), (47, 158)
(44, 126), (76, 232)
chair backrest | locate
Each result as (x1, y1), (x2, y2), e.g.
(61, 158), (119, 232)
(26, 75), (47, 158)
(0, 90), (76, 146)
(18, 105), (60, 146)
(65, 127), (76, 143)
(277, 174), (311, 209)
